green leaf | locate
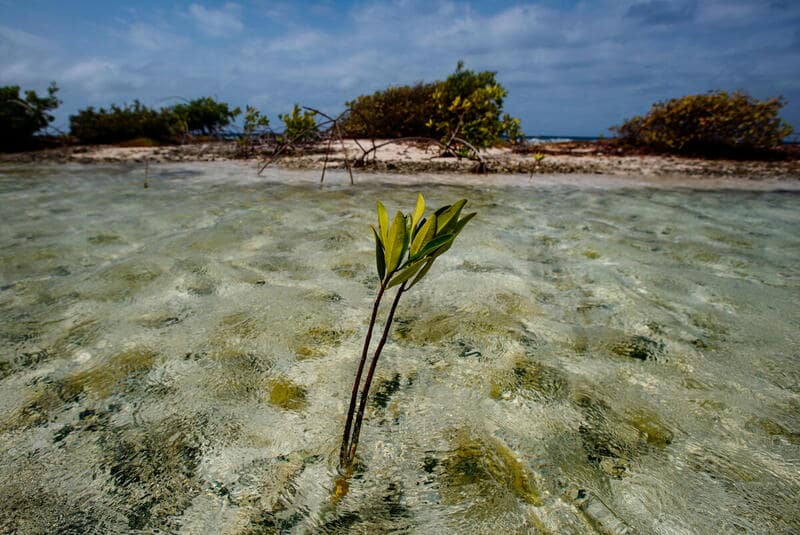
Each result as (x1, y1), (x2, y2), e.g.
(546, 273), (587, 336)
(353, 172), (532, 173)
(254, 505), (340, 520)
(447, 211), (476, 239)
(411, 193), (425, 231)
(408, 258), (435, 289)
(422, 213), (476, 263)
(388, 259), (425, 288)
(384, 211), (407, 273)
(376, 201), (389, 243)
(410, 233), (453, 262)
(404, 214), (412, 259)
(436, 199), (467, 233)
(410, 215), (436, 256)
(371, 225), (386, 281)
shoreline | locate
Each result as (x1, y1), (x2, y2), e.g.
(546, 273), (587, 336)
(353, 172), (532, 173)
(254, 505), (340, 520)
(1, 139), (799, 183)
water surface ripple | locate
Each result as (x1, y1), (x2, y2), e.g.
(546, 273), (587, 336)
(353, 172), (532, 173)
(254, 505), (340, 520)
(0, 163), (798, 533)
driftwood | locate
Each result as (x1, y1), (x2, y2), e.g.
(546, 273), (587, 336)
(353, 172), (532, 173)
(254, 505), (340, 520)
(257, 106), (490, 182)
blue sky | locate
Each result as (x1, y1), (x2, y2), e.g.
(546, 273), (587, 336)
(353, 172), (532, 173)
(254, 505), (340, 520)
(1, 0), (798, 137)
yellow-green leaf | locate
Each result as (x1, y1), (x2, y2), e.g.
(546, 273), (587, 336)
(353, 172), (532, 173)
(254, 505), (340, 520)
(388, 259), (425, 288)
(410, 215), (436, 256)
(384, 211), (407, 273)
(376, 201), (389, 243)
(448, 212), (476, 239)
(408, 258), (435, 288)
(371, 225), (386, 281)
(436, 199), (467, 233)
(410, 233), (453, 262)
(412, 193), (425, 231)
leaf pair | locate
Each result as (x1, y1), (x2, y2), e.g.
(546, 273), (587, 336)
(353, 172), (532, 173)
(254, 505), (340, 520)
(372, 194), (476, 290)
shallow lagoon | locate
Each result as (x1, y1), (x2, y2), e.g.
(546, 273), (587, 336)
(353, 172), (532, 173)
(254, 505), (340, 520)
(0, 163), (798, 533)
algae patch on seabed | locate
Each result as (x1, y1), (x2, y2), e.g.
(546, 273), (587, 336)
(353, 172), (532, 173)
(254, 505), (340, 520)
(50, 318), (101, 357)
(0, 348), (156, 431)
(67, 348), (156, 398)
(102, 417), (204, 531)
(291, 326), (353, 360)
(438, 430), (542, 511)
(610, 335), (664, 362)
(268, 378), (307, 410)
(568, 390), (675, 481)
(626, 409), (674, 448)
(490, 355), (570, 402)
(206, 312), (260, 359)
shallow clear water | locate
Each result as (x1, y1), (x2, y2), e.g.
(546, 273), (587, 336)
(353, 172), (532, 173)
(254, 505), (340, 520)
(0, 163), (798, 534)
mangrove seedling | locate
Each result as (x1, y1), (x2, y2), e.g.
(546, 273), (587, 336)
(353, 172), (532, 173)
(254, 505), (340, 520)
(529, 152), (544, 178)
(339, 194), (476, 472)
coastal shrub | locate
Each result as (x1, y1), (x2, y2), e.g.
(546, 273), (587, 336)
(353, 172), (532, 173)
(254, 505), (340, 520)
(171, 97), (240, 136)
(69, 101), (177, 144)
(429, 61), (524, 148)
(279, 104), (318, 143)
(339, 62), (523, 148)
(0, 82), (60, 151)
(612, 91), (794, 155)
(237, 105), (270, 156)
(340, 83), (438, 138)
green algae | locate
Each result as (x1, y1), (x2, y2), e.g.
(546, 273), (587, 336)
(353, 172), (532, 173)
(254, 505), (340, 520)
(438, 430), (542, 509)
(207, 312), (261, 359)
(87, 233), (122, 245)
(88, 261), (163, 301)
(394, 305), (519, 346)
(51, 319), (101, 357)
(372, 373), (402, 409)
(65, 348), (156, 399)
(0, 381), (84, 431)
(291, 326), (352, 360)
(268, 378), (307, 410)
(102, 417), (203, 530)
(610, 335), (664, 361)
(625, 409), (674, 448)
(219, 312), (259, 338)
(494, 291), (540, 318)
(133, 313), (181, 329)
(0, 348), (156, 431)
(332, 261), (363, 279)
(746, 417), (800, 444)
(490, 355), (569, 403)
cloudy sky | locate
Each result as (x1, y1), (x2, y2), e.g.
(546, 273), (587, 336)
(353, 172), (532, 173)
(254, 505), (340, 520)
(1, 0), (798, 136)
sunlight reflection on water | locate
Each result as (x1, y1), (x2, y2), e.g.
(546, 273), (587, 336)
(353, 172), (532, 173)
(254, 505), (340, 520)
(0, 163), (798, 533)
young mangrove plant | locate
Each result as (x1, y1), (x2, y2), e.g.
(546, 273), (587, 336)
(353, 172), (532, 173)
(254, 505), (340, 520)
(339, 194), (476, 472)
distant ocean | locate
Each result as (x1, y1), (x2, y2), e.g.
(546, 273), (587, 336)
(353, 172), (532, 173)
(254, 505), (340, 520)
(525, 135), (599, 143)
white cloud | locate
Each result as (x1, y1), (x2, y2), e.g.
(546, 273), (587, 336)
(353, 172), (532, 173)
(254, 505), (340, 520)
(187, 3), (244, 37)
(266, 30), (324, 53)
(126, 23), (188, 52)
(0, 24), (50, 51)
(62, 59), (144, 96)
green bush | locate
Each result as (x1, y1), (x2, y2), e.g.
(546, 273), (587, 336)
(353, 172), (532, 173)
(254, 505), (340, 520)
(340, 83), (437, 138)
(171, 97), (240, 136)
(279, 104), (318, 143)
(237, 105), (270, 156)
(429, 61), (524, 148)
(69, 101), (177, 144)
(612, 91), (794, 155)
(339, 62), (523, 148)
(0, 82), (60, 151)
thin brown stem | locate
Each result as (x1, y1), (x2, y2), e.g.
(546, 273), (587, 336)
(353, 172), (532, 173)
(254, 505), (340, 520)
(339, 281), (387, 466)
(320, 134), (334, 184)
(346, 282), (407, 466)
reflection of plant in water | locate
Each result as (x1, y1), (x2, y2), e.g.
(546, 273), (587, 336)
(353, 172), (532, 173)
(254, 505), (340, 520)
(338, 194), (476, 473)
